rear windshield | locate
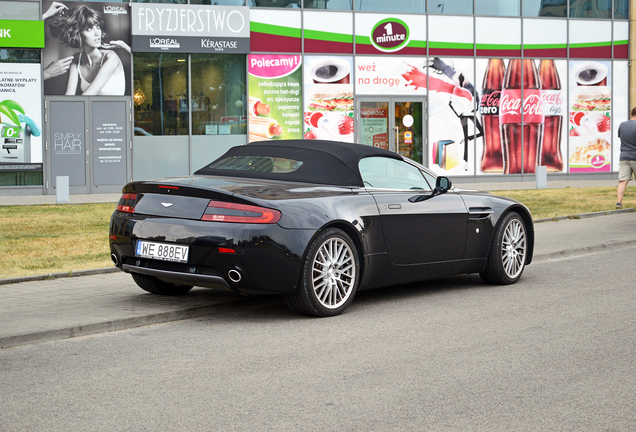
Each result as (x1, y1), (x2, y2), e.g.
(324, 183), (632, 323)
(207, 155), (303, 174)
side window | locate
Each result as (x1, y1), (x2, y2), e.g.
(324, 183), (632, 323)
(421, 170), (436, 190)
(359, 157), (431, 190)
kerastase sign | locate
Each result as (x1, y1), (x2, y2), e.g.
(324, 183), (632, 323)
(132, 4), (249, 53)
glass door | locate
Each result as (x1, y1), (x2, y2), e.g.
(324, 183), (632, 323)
(357, 98), (425, 164)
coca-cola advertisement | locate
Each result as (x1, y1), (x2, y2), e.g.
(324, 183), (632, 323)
(476, 58), (567, 175)
(568, 60), (612, 173)
(427, 58), (477, 176)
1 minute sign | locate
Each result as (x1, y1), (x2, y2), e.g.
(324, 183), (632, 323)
(370, 18), (410, 53)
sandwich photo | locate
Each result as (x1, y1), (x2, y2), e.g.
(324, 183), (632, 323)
(308, 85), (353, 112)
(572, 88), (611, 112)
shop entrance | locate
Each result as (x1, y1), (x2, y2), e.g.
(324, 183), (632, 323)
(356, 98), (426, 164)
(44, 97), (132, 195)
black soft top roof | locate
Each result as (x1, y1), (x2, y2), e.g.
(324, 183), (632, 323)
(194, 139), (403, 187)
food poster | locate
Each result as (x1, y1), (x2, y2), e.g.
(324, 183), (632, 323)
(568, 61), (612, 172)
(355, 56), (428, 96)
(475, 58), (568, 175)
(0, 63), (43, 169)
(612, 61), (629, 171)
(427, 57), (476, 176)
(302, 56), (354, 142)
(248, 54), (302, 142)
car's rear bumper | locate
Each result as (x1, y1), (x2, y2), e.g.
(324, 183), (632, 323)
(110, 212), (316, 295)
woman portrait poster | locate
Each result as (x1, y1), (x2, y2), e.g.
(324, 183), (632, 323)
(42, 1), (132, 96)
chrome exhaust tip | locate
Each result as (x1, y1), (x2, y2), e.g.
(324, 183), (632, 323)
(111, 253), (119, 266)
(228, 268), (242, 283)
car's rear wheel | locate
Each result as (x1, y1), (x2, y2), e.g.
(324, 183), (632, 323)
(480, 212), (527, 285)
(285, 228), (359, 317)
(131, 273), (193, 295)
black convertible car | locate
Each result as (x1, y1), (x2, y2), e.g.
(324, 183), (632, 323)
(109, 140), (533, 317)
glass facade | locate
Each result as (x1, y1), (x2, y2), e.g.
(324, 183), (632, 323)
(0, 0), (631, 193)
(569, 0), (612, 18)
(523, 0), (568, 17)
(475, 0), (520, 16)
(190, 54), (247, 136)
(305, 0), (352, 10)
(133, 53), (188, 136)
(0, 1), (40, 20)
(614, 0), (628, 18)
(0, 49), (40, 63)
(428, 0), (472, 14)
(356, 0), (425, 13)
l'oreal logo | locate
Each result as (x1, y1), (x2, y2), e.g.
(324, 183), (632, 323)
(370, 18), (409, 53)
(0, 29), (11, 38)
(149, 38), (180, 49)
(103, 6), (128, 15)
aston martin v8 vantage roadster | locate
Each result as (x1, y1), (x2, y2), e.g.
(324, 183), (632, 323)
(109, 140), (533, 317)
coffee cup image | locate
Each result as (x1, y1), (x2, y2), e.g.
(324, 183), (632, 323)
(575, 62), (608, 86)
(311, 58), (351, 84)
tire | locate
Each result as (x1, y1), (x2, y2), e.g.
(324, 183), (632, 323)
(131, 273), (193, 296)
(480, 212), (528, 285)
(284, 228), (360, 317)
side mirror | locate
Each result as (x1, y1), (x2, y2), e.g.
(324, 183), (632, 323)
(435, 176), (452, 194)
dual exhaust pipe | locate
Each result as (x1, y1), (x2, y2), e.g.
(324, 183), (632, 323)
(111, 252), (243, 284)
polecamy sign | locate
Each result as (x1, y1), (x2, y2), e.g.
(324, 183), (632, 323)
(131, 4), (249, 53)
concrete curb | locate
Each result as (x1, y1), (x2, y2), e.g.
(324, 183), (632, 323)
(534, 208), (634, 223)
(533, 239), (636, 263)
(0, 267), (120, 286)
(0, 296), (277, 349)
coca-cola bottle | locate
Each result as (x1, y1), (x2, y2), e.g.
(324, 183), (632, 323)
(480, 58), (506, 173)
(500, 59), (545, 174)
(539, 59), (564, 172)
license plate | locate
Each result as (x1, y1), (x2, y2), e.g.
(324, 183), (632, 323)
(135, 240), (189, 263)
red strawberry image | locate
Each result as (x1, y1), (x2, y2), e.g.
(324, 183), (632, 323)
(596, 114), (610, 133)
(337, 115), (354, 135)
(304, 130), (318, 139)
(569, 127), (580, 136)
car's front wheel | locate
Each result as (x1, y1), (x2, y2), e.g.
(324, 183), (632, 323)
(480, 212), (527, 285)
(285, 228), (360, 317)
(131, 273), (193, 295)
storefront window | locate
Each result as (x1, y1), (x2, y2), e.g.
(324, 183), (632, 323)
(475, 0), (519, 16)
(191, 54), (246, 136)
(304, 0), (352, 10)
(133, 53), (188, 136)
(523, 0), (567, 17)
(0, 49), (40, 63)
(428, 0), (471, 14)
(247, 0), (300, 7)
(0, 1), (39, 20)
(569, 0), (611, 18)
(0, 52), (43, 186)
(614, 0), (628, 18)
(189, 0), (246, 4)
(355, 0), (424, 12)
(131, 0), (186, 3)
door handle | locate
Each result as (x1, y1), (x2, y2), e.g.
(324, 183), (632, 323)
(387, 204), (402, 209)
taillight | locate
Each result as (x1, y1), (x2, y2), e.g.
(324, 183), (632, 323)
(116, 193), (137, 213)
(201, 200), (281, 224)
